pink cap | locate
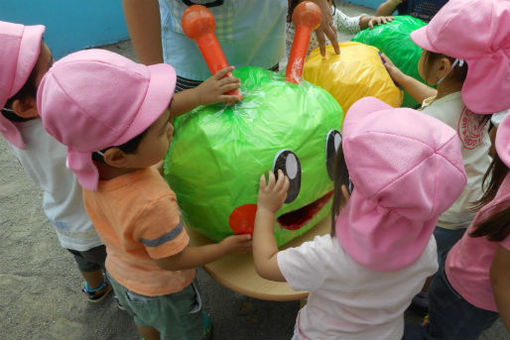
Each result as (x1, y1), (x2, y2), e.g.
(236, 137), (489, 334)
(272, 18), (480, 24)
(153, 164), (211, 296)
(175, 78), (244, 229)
(496, 113), (510, 168)
(336, 97), (467, 272)
(410, 0), (510, 114)
(0, 21), (45, 149)
(37, 49), (176, 191)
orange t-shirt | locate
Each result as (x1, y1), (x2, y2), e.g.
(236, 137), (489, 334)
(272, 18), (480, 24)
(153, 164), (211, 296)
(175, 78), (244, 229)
(83, 167), (195, 296)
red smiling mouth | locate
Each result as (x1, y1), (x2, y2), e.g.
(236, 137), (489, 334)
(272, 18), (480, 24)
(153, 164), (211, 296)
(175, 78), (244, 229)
(278, 191), (333, 230)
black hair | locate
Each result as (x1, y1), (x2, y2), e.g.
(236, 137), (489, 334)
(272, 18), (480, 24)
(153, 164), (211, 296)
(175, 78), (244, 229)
(330, 146), (349, 237)
(1, 65), (38, 122)
(470, 152), (510, 242)
(92, 129), (149, 163)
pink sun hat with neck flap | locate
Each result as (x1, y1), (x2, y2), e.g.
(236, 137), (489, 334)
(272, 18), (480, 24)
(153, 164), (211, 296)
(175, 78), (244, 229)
(37, 49), (176, 192)
(0, 20), (45, 149)
(410, 0), (510, 114)
(336, 97), (467, 272)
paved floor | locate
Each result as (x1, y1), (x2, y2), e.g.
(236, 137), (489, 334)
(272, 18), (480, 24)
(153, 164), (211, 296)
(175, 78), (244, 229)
(1, 1), (508, 339)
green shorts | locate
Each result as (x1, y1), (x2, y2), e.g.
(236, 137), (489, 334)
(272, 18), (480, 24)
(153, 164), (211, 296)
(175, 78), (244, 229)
(107, 273), (204, 340)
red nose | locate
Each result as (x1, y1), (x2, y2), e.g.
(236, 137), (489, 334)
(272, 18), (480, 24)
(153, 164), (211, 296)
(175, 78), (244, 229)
(229, 204), (258, 236)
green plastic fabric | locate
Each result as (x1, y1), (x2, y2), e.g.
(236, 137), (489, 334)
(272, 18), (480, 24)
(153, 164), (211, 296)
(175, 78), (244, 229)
(164, 66), (344, 246)
(352, 15), (428, 108)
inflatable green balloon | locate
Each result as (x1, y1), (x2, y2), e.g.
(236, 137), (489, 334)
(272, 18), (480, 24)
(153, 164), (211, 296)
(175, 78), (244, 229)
(164, 66), (344, 246)
(352, 15), (428, 108)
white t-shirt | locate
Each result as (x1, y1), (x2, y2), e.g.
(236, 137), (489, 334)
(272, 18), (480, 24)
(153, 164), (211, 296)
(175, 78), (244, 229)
(278, 234), (437, 340)
(421, 92), (491, 230)
(9, 119), (102, 251)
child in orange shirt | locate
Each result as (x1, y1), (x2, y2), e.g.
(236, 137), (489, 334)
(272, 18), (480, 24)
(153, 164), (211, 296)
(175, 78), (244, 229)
(37, 49), (251, 340)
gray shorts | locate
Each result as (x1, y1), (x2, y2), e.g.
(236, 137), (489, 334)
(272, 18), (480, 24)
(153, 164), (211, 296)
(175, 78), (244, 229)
(67, 245), (106, 273)
(107, 273), (204, 340)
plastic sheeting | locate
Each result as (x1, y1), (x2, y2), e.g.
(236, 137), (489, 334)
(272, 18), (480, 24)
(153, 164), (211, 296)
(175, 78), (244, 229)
(303, 42), (403, 113)
(164, 66), (344, 246)
(352, 15), (428, 108)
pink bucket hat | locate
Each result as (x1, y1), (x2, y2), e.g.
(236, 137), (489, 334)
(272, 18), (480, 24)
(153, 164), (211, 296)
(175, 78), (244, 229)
(37, 49), (176, 191)
(496, 113), (510, 168)
(0, 21), (45, 149)
(336, 97), (467, 272)
(410, 0), (510, 114)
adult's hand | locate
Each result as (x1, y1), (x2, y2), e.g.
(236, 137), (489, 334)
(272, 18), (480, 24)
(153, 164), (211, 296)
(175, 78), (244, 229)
(308, 0), (340, 56)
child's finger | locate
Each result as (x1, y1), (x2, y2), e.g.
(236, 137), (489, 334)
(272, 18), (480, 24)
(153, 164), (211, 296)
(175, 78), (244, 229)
(221, 95), (241, 105)
(218, 75), (240, 86)
(274, 169), (285, 191)
(267, 171), (276, 188)
(220, 83), (241, 93)
(214, 66), (235, 79)
(259, 173), (267, 190)
(282, 175), (290, 194)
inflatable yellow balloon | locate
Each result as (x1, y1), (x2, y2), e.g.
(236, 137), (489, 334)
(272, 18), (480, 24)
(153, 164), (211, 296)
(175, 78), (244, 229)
(304, 42), (403, 113)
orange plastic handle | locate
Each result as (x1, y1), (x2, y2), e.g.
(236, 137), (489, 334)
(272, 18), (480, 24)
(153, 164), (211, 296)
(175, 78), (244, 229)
(182, 5), (242, 100)
(286, 1), (322, 84)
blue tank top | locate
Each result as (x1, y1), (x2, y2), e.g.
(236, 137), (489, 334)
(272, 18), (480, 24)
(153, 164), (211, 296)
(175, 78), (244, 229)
(159, 0), (287, 80)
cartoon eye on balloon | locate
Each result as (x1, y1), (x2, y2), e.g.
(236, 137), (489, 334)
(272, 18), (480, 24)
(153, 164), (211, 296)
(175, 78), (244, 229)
(326, 130), (342, 181)
(273, 150), (302, 204)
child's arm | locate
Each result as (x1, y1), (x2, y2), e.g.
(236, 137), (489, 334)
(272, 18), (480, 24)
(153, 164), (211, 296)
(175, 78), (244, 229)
(170, 66), (241, 118)
(253, 170), (290, 282)
(154, 234), (252, 271)
(376, 0), (403, 16)
(490, 245), (510, 332)
(123, 0), (164, 65)
(380, 53), (437, 104)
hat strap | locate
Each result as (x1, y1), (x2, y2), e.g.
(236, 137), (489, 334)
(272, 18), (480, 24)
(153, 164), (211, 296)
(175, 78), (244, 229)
(437, 58), (465, 85)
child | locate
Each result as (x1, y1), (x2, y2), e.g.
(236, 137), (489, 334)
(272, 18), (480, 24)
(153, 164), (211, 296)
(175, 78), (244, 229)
(37, 49), (251, 340)
(380, 0), (499, 269)
(376, 0), (448, 22)
(286, 0), (393, 58)
(0, 20), (112, 302)
(253, 96), (467, 339)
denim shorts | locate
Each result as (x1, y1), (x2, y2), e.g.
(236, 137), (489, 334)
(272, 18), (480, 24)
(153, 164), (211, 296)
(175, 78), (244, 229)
(107, 273), (204, 340)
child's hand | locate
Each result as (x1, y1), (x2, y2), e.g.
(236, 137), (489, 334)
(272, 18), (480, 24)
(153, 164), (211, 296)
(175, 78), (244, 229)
(219, 234), (252, 254)
(257, 170), (290, 214)
(195, 66), (241, 106)
(366, 16), (394, 29)
(380, 53), (404, 84)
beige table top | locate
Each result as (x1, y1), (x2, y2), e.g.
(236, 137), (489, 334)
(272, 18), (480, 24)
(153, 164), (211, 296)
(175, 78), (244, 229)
(187, 216), (331, 301)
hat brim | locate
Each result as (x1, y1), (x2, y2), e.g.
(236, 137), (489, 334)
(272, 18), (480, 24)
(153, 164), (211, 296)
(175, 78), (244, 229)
(410, 27), (439, 54)
(12, 24), (45, 97)
(114, 63), (177, 146)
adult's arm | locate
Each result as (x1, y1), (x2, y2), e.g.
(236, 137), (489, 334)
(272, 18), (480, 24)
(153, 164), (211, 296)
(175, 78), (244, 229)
(123, 0), (164, 65)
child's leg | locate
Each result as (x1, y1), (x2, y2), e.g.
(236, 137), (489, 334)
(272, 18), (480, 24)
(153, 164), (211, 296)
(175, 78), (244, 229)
(67, 246), (111, 300)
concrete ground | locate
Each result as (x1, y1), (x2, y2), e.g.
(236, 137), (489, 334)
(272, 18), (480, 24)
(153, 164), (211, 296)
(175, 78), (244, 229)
(1, 1), (508, 339)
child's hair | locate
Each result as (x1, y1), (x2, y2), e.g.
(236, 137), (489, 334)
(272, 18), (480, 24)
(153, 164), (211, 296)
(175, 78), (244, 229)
(470, 152), (510, 241)
(330, 146), (349, 237)
(92, 129), (148, 162)
(1, 66), (38, 122)
(422, 51), (468, 83)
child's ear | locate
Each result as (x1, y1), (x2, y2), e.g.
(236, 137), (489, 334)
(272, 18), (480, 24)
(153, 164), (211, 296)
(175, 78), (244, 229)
(436, 57), (452, 82)
(103, 148), (129, 168)
(11, 98), (39, 119)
